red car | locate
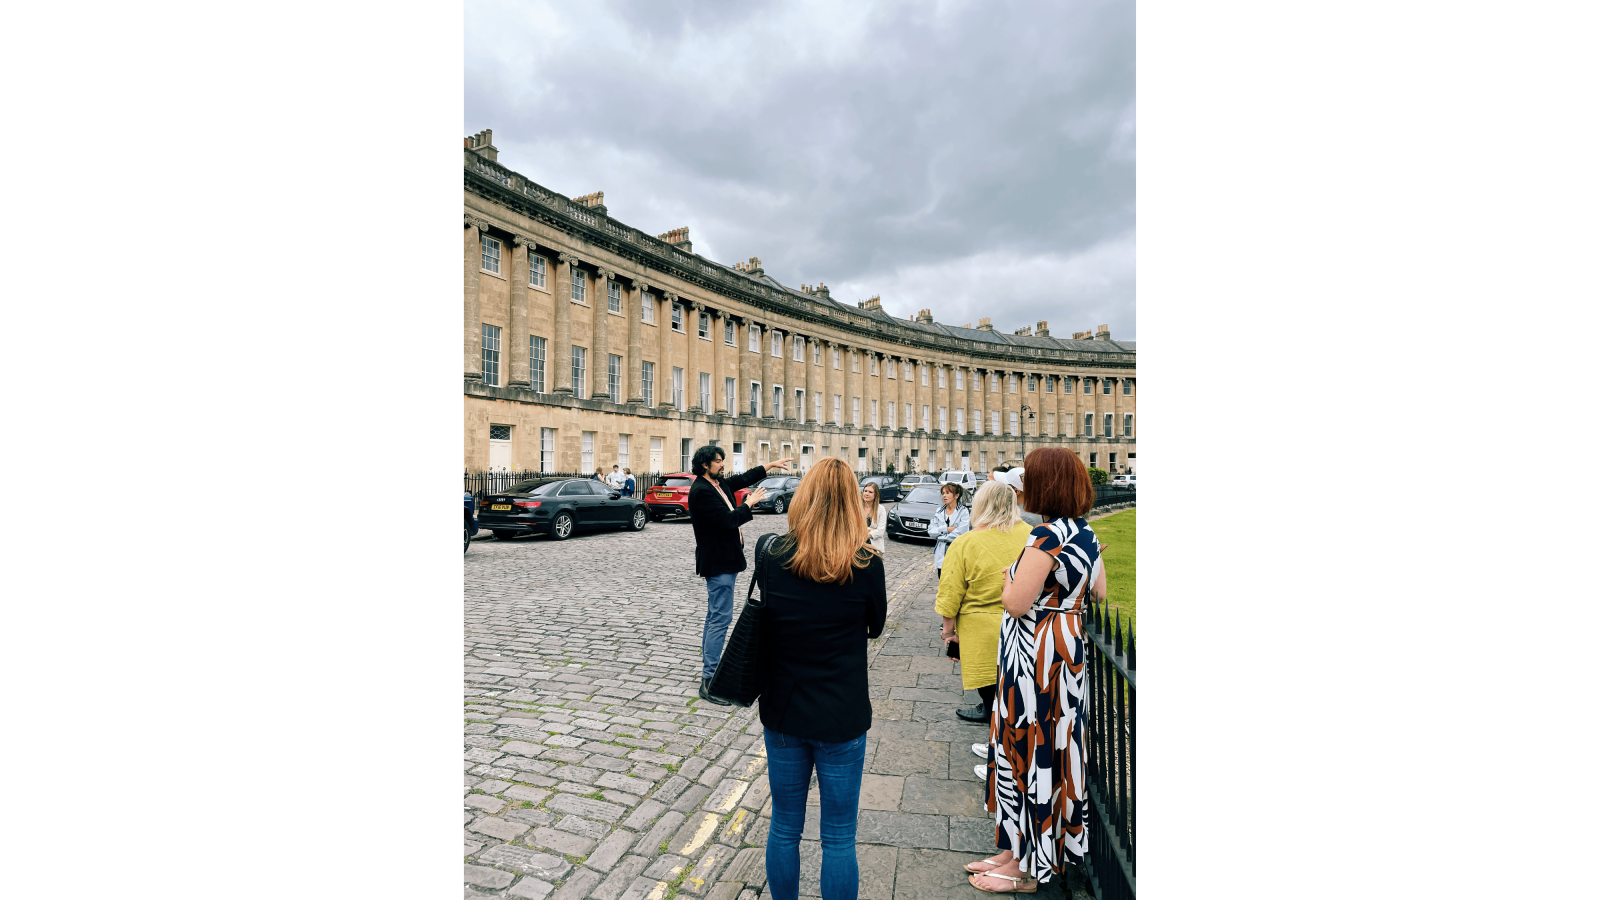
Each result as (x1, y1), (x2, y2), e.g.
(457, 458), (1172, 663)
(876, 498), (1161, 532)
(645, 472), (751, 521)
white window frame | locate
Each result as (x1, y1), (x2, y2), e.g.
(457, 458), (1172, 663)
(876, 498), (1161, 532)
(833, 394), (842, 424)
(608, 354), (622, 403)
(796, 388), (805, 419)
(570, 346), (587, 400)
(852, 397), (860, 427)
(618, 434), (630, 470)
(905, 403), (913, 429)
(773, 384), (783, 419)
(938, 367), (946, 388)
(641, 291), (656, 324)
(938, 406), (947, 432)
(1045, 375), (1054, 393)
(904, 360), (913, 380)
(772, 332), (782, 358)
(1104, 378), (1113, 395)
(480, 323), (501, 386)
(956, 369), (964, 390)
(530, 335), (546, 393)
(607, 279), (621, 313)
(725, 376), (735, 412)
(990, 372), (999, 392)
(1009, 411), (1019, 436)
(529, 254), (547, 289)
(921, 404), (930, 431)
(641, 361), (655, 407)
(1085, 412), (1094, 436)
(1124, 379), (1133, 396)
(793, 336), (804, 361)
(1009, 374), (1018, 393)
(569, 264), (585, 303)
(750, 381), (761, 417)
(991, 411), (1001, 435)
(813, 343), (820, 365)
(672, 367), (685, 411)
(887, 360), (896, 380)
(955, 408), (965, 434)
(812, 392), (821, 422)
(851, 352), (859, 373)
(700, 371), (711, 411)
(672, 303), (684, 332)
(540, 427), (556, 473)
(698, 312), (710, 340)
(870, 356), (878, 376)
(920, 364), (928, 386)
(887, 401), (896, 429)
(725, 319), (734, 345)
(972, 408), (982, 435)
(581, 431), (595, 471)
(749, 327), (760, 353)
(1124, 413), (1134, 437)
(1084, 377), (1093, 395)
(833, 348), (841, 369)
(1105, 412), (1114, 437)
(871, 399), (879, 428)
(481, 235), (501, 274)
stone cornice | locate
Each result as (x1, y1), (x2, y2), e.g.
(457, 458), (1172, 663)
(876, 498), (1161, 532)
(466, 151), (1134, 371)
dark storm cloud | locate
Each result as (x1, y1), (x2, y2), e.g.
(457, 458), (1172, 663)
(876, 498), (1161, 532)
(466, 0), (1135, 340)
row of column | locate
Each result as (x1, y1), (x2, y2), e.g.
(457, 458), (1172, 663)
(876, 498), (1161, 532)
(465, 220), (1133, 435)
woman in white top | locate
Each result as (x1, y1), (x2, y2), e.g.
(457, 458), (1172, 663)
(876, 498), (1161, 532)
(862, 481), (888, 551)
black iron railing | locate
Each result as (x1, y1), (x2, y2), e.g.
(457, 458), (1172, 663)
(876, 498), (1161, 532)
(1093, 485), (1137, 508)
(1083, 601), (1135, 900)
(464, 471), (665, 499)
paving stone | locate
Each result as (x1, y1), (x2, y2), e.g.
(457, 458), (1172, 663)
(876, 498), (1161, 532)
(464, 864), (515, 889)
(722, 846), (766, 887)
(542, 748), (592, 765)
(504, 807), (556, 827)
(668, 811), (723, 857)
(867, 737), (949, 777)
(888, 686), (967, 704)
(742, 815), (769, 848)
(857, 843), (897, 900)
(591, 855), (650, 900)
(631, 763), (670, 781)
(468, 816), (529, 841)
(680, 757), (710, 780)
(899, 775), (987, 818)
(858, 774), (905, 811)
(477, 845), (572, 880)
(854, 809), (949, 849)
(464, 838), (484, 856)
(586, 827), (637, 872)
(697, 764), (729, 787)
(554, 815), (611, 840)
(466, 748), (505, 764)
(616, 875), (666, 900)
(506, 875), (554, 899)
(477, 779), (513, 794)
(888, 848), (982, 899)
(527, 826), (595, 857)
(738, 776), (770, 811)
(547, 794), (627, 823)
(705, 882), (745, 900)
(905, 657), (957, 675)
(704, 778), (749, 813)
(643, 855), (691, 879)
(653, 774), (692, 803)
(621, 799), (667, 831)
(499, 740), (546, 757)
(549, 866), (603, 900)
(670, 784), (712, 814)
(717, 807), (755, 846)
(466, 793), (507, 814)
(870, 698), (915, 721)
(635, 810), (686, 855)
(596, 771), (655, 795)
(948, 816), (998, 853)
(505, 785), (552, 805)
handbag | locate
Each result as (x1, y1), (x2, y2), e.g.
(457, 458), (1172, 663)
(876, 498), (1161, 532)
(707, 532), (779, 707)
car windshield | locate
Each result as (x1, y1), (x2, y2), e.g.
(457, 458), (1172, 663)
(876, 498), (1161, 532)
(903, 486), (944, 504)
(507, 480), (564, 495)
(661, 477), (694, 487)
(757, 477), (788, 488)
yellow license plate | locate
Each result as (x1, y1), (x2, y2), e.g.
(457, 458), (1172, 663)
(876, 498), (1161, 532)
(491, 504), (512, 511)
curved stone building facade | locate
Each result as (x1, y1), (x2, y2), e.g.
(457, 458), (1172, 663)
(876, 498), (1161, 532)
(463, 131), (1136, 477)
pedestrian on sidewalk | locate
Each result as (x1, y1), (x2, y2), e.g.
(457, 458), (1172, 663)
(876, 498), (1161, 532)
(621, 467), (635, 498)
(687, 444), (791, 705)
(927, 482), (971, 578)
(968, 447), (1104, 894)
(995, 466), (1043, 527)
(936, 481), (1030, 725)
(758, 457), (887, 900)
(606, 464), (626, 491)
(861, 480), (887, 551)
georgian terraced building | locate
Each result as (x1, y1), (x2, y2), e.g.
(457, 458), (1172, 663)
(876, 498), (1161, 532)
(463, 130), (1136, 476)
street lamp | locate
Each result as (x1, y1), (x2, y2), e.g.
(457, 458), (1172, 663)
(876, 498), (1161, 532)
(1019, 404), (1035, 459)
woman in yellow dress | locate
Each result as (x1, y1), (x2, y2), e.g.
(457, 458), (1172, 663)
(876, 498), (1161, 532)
(935, 481), (1033, 726)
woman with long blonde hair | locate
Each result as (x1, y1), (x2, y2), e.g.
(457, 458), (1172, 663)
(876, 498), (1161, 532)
(759, 456), (887, 900)
(861, 480), (888, 551)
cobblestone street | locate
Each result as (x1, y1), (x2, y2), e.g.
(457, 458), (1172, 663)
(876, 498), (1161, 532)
(465, 512), (1090, 900)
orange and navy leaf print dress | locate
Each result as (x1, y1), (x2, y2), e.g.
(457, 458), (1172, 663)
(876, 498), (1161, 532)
(984, 516), (1100, 882)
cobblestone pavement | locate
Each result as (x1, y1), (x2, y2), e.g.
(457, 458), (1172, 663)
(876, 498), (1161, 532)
(464, 513), (1094, 900)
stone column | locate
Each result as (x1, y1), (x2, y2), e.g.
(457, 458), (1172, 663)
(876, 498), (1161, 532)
(686, 300), (704, 412)
(553, 252), (575, 394)
(733, 316), (749, 417)
(841, 344), (855, 429)
(932, 361), (946, 434)
(758, 323), (774, 419)
(781, 330), (797, 423)
(897, 356), (910, 431)
(710, 308), (726, 414)
(592, 267), (613, 401)
(657, 292), (674, 410)
(464, 217), (487, 380)
(626, 279), (645, 404)
(1069, 374), (1082, 439)
(801, 336), (815, 423)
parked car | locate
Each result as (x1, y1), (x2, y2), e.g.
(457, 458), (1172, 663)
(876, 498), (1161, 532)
(750, 475), (802, 514)
(1110, 474), (1137, 489)
(898, 473), (939, 495)
(464, 492), (478, 553)
(886, 483), (968, 542)
(645, 471), (753, 520)
(858, 474), (903, 503)
(938, 470), (979, 494)
(477, 478), (648, 540)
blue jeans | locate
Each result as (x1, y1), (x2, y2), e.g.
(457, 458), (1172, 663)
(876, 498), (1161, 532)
(701, 573), (737, 679)
(764, 728), (867, 900)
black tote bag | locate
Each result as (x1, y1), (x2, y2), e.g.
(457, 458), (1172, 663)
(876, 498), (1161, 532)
(707, 532), (778, 707)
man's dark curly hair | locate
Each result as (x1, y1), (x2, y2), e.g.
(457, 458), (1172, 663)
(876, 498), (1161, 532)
(690, 445), (726, 477)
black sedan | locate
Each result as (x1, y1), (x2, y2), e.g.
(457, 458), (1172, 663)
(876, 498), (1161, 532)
(749, 475), (802, 514)
(477, 478), (648, 540)
(859, 474), (903, 503)
(886, 484), (968, 542)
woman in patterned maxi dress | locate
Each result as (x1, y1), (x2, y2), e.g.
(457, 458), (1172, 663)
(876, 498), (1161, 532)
(968, 448), (1105, 893)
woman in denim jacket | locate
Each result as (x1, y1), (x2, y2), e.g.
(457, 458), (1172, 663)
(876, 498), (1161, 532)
(927, 482), (971, 578)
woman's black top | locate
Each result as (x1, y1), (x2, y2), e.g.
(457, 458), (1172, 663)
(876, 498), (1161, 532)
(757, 539), (888, 743)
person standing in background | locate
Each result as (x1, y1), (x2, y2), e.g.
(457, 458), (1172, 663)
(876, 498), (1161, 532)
(927, 482), (970, 579)
(862, 481), (887, 551)
(621, 468), (635, 498)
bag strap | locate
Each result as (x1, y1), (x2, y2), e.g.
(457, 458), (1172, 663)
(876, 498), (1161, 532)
(747, 533), (778, 605)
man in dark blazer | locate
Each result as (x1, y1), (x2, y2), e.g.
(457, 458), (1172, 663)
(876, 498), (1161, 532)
(688, 444), (792, 704)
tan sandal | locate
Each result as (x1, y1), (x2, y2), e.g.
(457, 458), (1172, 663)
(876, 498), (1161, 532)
(963, 855), (1009, 874)
(969, 872), (1038, 894)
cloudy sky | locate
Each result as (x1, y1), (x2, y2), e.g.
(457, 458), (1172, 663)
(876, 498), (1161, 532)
(465, 0), (1134, 341)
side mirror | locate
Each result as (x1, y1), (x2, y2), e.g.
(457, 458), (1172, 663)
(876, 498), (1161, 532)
(609, 492), (621, 500)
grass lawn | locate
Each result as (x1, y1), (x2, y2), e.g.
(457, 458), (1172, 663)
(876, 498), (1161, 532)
(1091, 507), (1135, 632)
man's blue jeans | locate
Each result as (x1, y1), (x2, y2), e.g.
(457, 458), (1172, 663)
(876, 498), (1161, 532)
(701, 573), (737, 679)
(763, 728), (867, 900)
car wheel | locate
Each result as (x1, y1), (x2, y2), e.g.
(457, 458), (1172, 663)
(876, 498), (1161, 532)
(772, 496), (786, 515)
(629, 507), (648, 531)
(464, 525), (470, 554)
(491, 530), (520, 540)
(550, 512), (575, 540)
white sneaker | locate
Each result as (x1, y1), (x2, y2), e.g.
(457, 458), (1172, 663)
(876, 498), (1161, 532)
(970, 743), (988, 759)
(974, 763), (987, 779)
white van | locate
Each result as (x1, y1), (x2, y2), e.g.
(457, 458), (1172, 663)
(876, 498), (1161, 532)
(939, 470), (980, 492)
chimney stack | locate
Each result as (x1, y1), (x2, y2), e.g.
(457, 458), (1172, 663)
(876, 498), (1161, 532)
(1094, 324), (1111, 341)
(465, 129), (497, 162)
(856, 295), (881, 310)
(1035, 320), (1050, 337)
(916, 308), (934, 324)
(657, 227), (692, 252)
(1014, 326), (1032, 336)
(977, 317), (994, 332)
